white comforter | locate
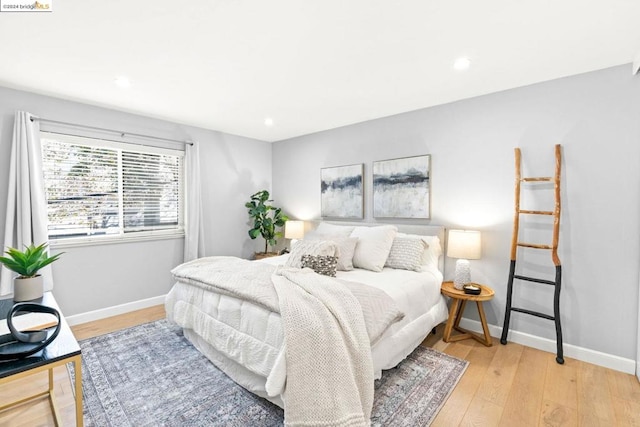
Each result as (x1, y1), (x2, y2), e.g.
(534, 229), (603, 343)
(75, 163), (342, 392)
(264, 254), (447, 372)
(166, 254), (448, 411)
(167, 256), (405, 425)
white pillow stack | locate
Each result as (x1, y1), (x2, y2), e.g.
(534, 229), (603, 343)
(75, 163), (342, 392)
(296, 223), (442, 274)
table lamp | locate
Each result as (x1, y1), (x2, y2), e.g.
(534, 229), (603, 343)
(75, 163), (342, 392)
(447, 229), (482, 290)
(284, 220), (305, 249)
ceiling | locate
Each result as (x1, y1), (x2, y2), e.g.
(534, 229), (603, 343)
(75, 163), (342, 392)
(0, 0), (639, 142)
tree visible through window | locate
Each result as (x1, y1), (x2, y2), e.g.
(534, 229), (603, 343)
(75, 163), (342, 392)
(41, 132), (184, 241)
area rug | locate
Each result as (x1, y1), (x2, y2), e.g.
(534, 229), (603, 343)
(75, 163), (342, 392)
(70, 320), (468, 426)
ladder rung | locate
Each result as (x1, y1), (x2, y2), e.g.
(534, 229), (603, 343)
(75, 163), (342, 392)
(519, 210), (554, 215)
(517, 243), (552, 250)
(522, 177), (554, 182)
(510, 307), (555, 321)
(514, 275), (556, 286)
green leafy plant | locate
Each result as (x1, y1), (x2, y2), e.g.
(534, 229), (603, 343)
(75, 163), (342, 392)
(245, 190), (289, 254)
(0, 243), (63, 278)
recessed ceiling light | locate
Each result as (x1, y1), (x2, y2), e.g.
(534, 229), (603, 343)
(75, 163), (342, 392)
(114, 76), (131, 88)
(264, 118), (274, 127)
(453, 57), (471, 71)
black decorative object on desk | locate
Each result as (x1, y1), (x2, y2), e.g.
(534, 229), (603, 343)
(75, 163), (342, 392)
(0, 292), (83, 427)
(0, 303), (61, 360)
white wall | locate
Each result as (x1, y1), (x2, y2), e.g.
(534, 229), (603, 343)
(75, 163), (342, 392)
(272, 64), (640, 361)
(0, 86), (272, 316)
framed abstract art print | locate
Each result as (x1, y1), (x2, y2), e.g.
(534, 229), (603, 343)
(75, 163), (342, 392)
(320, 163), (364, 219)
(373, 155), (430, 219)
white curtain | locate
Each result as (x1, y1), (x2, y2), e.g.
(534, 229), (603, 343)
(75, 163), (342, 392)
(1, 111), (52, 296)
(183, 142), (205, 262)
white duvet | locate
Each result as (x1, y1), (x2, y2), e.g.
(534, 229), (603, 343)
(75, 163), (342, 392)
(165, 254), (448, 408)
(262, 254), (447, 372)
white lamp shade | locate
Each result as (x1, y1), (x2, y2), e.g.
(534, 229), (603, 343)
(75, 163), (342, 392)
(284, 220), (305, 239)
(447, 230), (481, 260)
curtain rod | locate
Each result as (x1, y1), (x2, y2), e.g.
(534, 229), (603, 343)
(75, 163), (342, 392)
(30, 117), (194, 146)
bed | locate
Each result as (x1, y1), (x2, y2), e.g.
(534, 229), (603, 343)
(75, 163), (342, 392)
(165, 222), (448, 423)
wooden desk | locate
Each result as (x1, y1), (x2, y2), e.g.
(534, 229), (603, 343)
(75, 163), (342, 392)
(0, 292), (82, 426)
(441, 281), (495, 347)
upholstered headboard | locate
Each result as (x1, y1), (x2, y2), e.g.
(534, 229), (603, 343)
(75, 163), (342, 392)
(306, 220), (446, 273)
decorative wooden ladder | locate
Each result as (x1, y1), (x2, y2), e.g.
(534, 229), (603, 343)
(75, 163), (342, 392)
(500, 144), (564, 364)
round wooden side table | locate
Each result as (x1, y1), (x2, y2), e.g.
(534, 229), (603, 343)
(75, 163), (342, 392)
(441, 281), (495, 346)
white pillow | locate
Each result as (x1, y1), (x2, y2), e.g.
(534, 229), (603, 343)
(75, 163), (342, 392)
(396, 232), (442, 270)
(385, 237), (427, 272)
(285, 240), (338, 268)
(423, 236), (442, 269)
(350, 225), (398, 272)
(315, 223), (355, 237)
(305, 233), (358, 271)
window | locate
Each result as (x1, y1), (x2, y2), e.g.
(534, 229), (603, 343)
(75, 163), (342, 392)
(41, 132), (184, 244)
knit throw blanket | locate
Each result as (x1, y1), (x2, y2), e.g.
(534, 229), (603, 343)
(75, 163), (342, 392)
(171, 256), (404, 426)
(272, 267), (373, 427)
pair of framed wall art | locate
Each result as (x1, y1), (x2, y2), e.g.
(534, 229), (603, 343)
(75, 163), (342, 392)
(320, 154), (430, 219)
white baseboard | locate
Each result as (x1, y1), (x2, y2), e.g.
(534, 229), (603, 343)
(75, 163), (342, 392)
(66, 294), (166, 326)
(458, 318), (636, 375)
(65, 295), (636, 375)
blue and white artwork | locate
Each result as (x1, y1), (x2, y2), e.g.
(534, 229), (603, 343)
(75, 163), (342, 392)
(321, 164), (363, 218)
(373, 155), (430, 218)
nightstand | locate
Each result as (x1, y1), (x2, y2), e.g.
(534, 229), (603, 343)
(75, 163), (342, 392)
(441, 281), (495, 346)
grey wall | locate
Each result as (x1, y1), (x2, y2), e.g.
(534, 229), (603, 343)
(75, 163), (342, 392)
(0, 86), (272, 315)
(273, 64), (640, 361)
(2, 65), (638, 361)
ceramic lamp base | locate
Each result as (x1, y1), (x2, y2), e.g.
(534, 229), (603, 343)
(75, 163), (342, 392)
(453, 259), (471, 290)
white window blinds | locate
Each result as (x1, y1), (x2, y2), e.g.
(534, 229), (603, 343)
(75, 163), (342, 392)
(122, 150), (181, 231)
(41, 132), (184, 241)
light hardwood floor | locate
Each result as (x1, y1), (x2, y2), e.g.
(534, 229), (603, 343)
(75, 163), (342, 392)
(1, 305), (638, 426)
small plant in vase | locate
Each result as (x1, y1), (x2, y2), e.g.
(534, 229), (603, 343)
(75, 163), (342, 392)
(245, 190), (288, 259)
(0, 243), (62, 301)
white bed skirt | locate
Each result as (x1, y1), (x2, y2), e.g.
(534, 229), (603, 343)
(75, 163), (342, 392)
(176, 296), (448, 409)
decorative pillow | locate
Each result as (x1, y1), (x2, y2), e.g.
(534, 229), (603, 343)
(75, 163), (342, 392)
(396, 232), (442, 271)
(285, 240), (338, 268)
(385, 237), (427, 271)
(350, 225), (398, 272)
(304, 233), (358, 271)
(315, 223), (355, 238)
(301, 255), (338, 277)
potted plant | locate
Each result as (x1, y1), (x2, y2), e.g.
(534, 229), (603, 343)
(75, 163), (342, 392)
(0, 243), (62, 301)
(245, 190), (289, 259)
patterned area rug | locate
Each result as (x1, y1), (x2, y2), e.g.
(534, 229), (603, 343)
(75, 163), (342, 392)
(71, 320), (468, 426)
